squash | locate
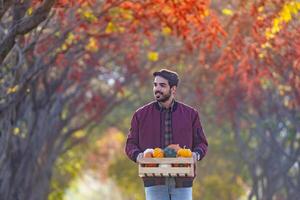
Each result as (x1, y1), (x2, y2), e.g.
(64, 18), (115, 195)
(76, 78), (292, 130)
(143, 148), (154, 157)
(144, 152), (158, 167)
(176, 147), (192, 167)
(164, 147), (177, 158)
(177, 147), (192, 157)
(153, 148), (164, 158)
(167, 144), (181, 152)
(144, 152), (153, 158)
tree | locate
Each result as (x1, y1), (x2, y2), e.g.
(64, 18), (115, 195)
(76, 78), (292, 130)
(0, 1), (143, 199)
(1, 0), (225, 199)
(204, 1), (300, 199)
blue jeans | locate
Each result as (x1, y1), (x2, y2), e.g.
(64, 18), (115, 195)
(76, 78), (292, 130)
(144, 178), (192, 200)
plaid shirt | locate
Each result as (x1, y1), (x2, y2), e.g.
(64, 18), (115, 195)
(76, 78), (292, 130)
(158, 100), (174, 147)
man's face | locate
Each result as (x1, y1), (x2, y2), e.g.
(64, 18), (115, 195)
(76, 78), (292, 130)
(153, 76), (173, 102)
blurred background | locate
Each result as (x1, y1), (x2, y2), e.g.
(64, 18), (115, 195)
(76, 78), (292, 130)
(0, 0), (299, 199)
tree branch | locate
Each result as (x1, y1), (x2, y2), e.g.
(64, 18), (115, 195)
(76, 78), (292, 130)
(0, 0), (13, 20)
(0, 0), (56, 64)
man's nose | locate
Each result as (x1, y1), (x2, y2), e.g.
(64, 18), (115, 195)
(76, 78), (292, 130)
(154, 85), (160, 90)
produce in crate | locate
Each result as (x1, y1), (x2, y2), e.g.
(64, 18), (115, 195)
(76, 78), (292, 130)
(177, 147), (192, 167)
(162, 146), (177, 167)
(177, 147), (192, 157)
(163, 146), (177, 157)
(167, 144), (181, 152)
(138, 156), (194, 177)
(143, 148), (157, 167)
(152, 148), (164, 158)
(144, 148), (154, 157)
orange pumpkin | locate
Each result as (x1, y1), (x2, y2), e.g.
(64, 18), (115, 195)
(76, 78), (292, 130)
(153, 148), (164, 158)
(144, 151), (157, 167)
(177, 147), (192, 157)
(177, 147), (192, 167)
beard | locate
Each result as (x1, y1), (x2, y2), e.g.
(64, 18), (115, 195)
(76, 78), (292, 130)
(154, 90), (171, 102)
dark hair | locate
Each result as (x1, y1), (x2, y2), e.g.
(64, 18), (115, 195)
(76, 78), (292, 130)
(153, 69), (179, 87)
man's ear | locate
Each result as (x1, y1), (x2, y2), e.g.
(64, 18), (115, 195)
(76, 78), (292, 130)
(171, 86), (177, 95)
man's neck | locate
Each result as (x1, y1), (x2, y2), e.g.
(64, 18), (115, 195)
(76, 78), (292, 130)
(158, 98), (174, 109)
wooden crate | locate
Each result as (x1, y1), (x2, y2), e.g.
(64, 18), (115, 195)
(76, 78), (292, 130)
(138, 157), (194, 177)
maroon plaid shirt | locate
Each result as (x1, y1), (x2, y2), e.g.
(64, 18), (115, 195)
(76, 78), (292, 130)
(158, 100), (174, 147)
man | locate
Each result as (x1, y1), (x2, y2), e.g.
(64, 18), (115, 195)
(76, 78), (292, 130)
(125, 69), (208, 200)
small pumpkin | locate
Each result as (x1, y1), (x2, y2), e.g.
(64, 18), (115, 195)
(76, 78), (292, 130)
(177, 147), (192, 167)
(145, 154), (158, 167)
(164, 147), (177, 158)
(143, 148), (154, 157)
(143, 149), (157, 167)
(167, 144), (181, 152)
(144, 152), (153, 158)
(177, 147), (192, 158)
(153, 148), (164, 158)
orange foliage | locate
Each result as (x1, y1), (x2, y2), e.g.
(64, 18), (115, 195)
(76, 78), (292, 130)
(117, 0), (226, 51)
(211, 0), (300, 120)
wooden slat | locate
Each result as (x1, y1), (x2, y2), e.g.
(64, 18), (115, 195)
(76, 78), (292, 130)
(138, 165), (194, 177)
(140, 167), (191, 174)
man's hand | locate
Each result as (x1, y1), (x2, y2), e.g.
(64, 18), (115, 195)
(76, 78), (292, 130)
(136, 152), (144, 163)
(192, 152), (201, 162)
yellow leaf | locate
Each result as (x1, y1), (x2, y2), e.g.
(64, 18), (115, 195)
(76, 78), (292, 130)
(81, 10), (97, 23)
(85, 37), (98, 52)
(162, 26), (172, 36)
(265, 28), (275, 40)
(222, 8), (233, 16)
(272, 18), (280, 31)
(27, 7), (33, 16)
(13, 127), (20, 135)
(61, 44), (68, 51)
(122, 10), (133, 20)
(287, 2), (298, 15)
(118, 26), (125, 33)
(113, 132), (125, 143)
(147, 51), (159, 62)
(261, 42), (271, 49)
(105, 22), (117, 34)
(73, 130), (86, 138)
(7, 85), (19, 94)
(258, 6), (264, 12)
(66, 33), (75, 45)
(258, 53), (265, 59)
(281, 6), (292, 22)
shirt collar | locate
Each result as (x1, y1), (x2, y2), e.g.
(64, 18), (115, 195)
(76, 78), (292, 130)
(157, 99), (175, 111)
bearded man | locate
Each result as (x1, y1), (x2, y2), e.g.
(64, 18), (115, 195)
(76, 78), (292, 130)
(125, 69), (208, 200)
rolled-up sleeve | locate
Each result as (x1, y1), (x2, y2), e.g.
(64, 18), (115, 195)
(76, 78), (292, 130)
(125, 112), (142, 162)
(192, 111), (208, 160)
